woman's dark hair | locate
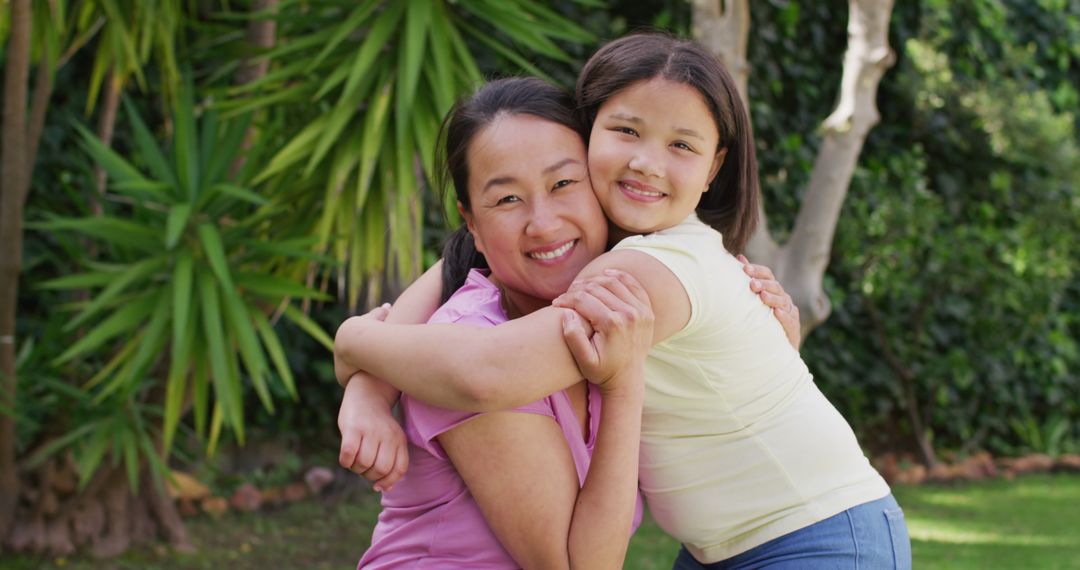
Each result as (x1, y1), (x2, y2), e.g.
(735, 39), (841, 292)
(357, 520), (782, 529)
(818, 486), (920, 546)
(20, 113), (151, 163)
(436, 77), (586, 302)
(575, 32), (759, 254)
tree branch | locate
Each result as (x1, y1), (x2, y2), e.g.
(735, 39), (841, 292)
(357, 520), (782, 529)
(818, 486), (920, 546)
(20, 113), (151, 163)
(776, 0), (896, 332)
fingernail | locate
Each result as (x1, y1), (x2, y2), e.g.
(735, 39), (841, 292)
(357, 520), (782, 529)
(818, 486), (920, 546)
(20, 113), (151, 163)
(603, 269), (619, 276)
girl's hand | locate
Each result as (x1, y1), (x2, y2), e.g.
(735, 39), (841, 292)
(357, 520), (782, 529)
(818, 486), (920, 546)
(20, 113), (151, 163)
(552, 270), (653, 393)
(334, 303), (392, 386)
(738, 254), (801, 350)
(338, 372), (409, 492)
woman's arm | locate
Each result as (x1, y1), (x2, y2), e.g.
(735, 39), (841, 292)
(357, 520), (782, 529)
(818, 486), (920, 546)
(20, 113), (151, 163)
(333, 251), (688, 412)
(439, 276), (650, 569)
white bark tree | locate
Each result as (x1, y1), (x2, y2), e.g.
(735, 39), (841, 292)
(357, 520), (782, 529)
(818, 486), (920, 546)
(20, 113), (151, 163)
(693, 0), (897, 339)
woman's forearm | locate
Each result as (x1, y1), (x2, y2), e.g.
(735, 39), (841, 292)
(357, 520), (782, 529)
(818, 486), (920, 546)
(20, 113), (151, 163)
(567, 376), (644, 569)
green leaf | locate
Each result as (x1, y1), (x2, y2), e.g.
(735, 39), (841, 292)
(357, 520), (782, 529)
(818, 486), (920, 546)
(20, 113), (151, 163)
(165, 203), (192, 249)
(23, 422), (99, 469)
(92, 290), (170, 404)
(234, 272), (330, 301)
(191, 350), (209, 439)
(197, 273), (243, 443)
(197, 223), (234, 291)
(77, 426), (112, 490)
(64, 255), (166, 331)
(309, 0), (381, 70)
(122, 428), (139, 492)
(163, 304), (196, 455)
(254, 114), (330, 184)
(223, 293), (272, 412)
(174, 77), (200, 200)
(73, 120), (150, 186)
(252, 310), (296, 400)
(33, 217), (161, 253)
(207, 183), (267, 206)
(282, 304), (333, 351)
(38, 271), (119, 290)
(340, 1), (405, 103)
(204, 112), (251, 186)
(54, 291), (154, 362)
(123, 96), (177, 190)
(397, 0), (432, 116)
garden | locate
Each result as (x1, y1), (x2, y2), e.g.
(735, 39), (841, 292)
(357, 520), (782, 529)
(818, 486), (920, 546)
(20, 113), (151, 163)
(1, 0), (1078, 567)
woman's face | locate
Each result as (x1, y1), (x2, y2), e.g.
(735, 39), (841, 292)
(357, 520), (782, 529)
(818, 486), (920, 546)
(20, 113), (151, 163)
(462, 113), (608, 315)
(587, 78), (725, 237)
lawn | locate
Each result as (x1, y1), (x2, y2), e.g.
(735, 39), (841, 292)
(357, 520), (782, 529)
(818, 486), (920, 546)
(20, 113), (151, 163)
(2, 474), (1078, 569)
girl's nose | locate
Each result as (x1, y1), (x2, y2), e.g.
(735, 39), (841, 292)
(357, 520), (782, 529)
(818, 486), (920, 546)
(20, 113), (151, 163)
(628, 149), (663, 178)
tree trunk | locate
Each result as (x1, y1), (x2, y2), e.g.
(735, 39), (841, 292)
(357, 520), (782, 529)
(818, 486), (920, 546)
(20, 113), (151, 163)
(91, 69), (121, 216)
(4, 456), (192, 556)
(230, 0), (279, 177)
(694, 0), (897, 339)
(0, 0), (33, 543)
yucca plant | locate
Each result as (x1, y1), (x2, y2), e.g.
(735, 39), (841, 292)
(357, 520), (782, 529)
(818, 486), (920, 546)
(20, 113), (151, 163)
(19, 81), (332, 556)
(224, 0), (597, 309)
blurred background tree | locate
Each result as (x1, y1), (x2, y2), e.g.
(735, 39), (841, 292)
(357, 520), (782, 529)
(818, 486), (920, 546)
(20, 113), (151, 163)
(0, 0), (1076, 557)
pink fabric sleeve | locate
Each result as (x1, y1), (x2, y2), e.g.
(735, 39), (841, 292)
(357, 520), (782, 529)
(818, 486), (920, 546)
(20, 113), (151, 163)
(404, 311), (557, 461)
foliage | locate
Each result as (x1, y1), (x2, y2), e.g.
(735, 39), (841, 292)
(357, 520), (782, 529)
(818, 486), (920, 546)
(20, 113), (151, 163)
(799, 0), (1080, 458)
(26, 80), (331, 487)
(224, 0), (596, 310)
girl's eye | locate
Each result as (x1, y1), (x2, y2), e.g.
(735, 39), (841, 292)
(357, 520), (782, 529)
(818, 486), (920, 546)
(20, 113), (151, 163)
(613, 126), (638, 137)
(496, 195), (521, 205)
(552, 179), (576, 191)
(673, 141), (695, 152)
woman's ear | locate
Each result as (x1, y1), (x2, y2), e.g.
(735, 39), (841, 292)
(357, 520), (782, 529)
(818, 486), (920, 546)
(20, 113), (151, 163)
(459, 201), (484, 254)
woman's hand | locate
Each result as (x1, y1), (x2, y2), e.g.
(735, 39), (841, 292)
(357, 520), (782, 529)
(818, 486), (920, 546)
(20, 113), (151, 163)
(552, 269), (653, 393)
(334, 303), (392, 386)
(338, 372), (409, 492)
(738, 254), (801, 350)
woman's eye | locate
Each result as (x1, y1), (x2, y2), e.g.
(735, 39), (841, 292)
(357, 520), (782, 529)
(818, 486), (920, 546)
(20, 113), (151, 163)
(552, 179), (575, 191)
(613, 126), (638, 136)
(673, 141), (694, 152)
(496, 195), (521, 205)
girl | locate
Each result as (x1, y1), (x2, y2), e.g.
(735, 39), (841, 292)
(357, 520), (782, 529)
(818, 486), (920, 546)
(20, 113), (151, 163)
(339, 33), (910, 569)
(355, 77), (651, 569)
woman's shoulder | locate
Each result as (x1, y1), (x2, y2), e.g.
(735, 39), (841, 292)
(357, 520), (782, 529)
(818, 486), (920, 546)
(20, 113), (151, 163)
(428, 269), (507, 326)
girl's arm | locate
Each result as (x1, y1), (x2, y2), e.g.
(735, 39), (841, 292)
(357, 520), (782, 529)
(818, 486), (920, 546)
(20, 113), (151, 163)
(438, 276), (650, 569)
(333, 251), (688, 412)
(336, 261), (444, 490)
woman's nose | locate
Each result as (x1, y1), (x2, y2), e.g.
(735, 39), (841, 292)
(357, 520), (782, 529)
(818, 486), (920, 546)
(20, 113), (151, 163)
(526, 200), (561, 237)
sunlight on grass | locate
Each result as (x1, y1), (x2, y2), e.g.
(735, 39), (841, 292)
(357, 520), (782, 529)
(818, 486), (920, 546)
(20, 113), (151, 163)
(907, 517), (1075, 547)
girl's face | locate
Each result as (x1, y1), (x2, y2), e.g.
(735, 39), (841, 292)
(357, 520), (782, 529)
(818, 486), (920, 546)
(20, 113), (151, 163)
(587, 78), (726, 237)
(462, 114), (608, 315)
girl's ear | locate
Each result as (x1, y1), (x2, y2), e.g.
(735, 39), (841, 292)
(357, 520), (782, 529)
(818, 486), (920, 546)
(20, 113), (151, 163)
(706, 148), (728, 190)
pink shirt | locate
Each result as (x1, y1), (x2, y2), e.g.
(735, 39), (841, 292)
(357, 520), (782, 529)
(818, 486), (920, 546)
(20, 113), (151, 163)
(358, 270), (641, 569)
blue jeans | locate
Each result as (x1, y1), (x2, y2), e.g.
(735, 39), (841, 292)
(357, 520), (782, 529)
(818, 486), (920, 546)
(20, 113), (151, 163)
(672, 495), (912, 569)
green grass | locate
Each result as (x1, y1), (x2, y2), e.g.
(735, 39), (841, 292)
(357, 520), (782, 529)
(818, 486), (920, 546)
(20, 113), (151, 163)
(3, 474), (1078, 569)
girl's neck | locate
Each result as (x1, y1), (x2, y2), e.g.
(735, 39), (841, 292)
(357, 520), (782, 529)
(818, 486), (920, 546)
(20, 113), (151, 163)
(606, 219), (637, 247)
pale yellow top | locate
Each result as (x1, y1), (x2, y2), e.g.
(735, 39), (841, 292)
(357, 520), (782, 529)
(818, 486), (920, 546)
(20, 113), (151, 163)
(613, 214), (889, 563)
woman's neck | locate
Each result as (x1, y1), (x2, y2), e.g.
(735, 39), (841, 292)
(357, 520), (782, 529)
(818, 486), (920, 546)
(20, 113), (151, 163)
(490, 277), (548, 319)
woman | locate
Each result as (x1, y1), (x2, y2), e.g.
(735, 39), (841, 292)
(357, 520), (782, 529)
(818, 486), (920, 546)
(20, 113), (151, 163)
(354, 77), (650, 569)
